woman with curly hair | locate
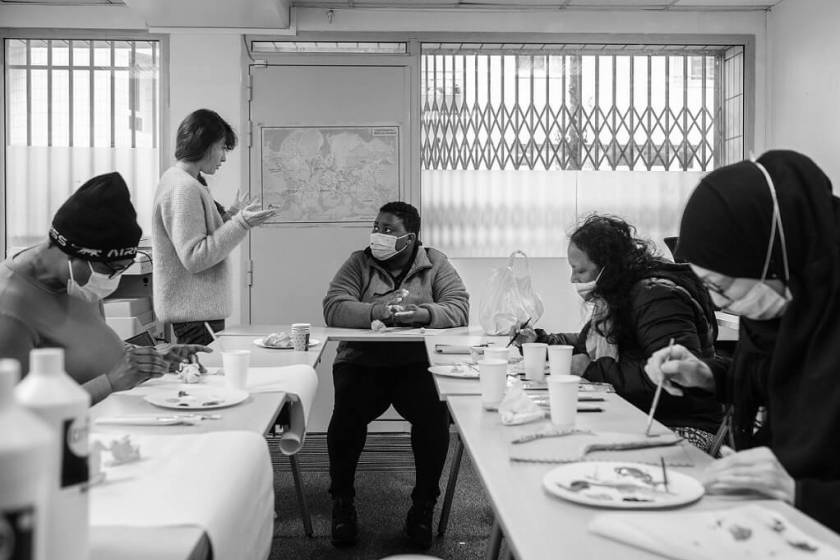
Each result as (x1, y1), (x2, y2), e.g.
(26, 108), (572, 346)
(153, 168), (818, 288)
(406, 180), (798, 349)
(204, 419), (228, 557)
(516, 214), (723, 450)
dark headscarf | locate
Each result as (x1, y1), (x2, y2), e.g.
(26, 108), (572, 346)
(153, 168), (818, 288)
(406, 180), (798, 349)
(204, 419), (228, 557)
(678, 151), (840, 485)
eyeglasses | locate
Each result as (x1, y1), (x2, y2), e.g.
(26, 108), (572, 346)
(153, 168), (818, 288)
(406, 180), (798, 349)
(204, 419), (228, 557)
(96, 261), (132, 279)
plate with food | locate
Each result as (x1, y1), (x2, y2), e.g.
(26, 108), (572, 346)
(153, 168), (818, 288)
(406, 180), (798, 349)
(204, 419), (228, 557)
(542, 461), (704, 509)
(428, 364), (479, 379)
(143, 385), (249, 410)
(253, 332), (321, 350)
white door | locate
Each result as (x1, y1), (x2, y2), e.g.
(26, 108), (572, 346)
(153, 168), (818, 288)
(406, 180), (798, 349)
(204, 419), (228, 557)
(249, 63), (413, 432)
(249, 64), (411, 325)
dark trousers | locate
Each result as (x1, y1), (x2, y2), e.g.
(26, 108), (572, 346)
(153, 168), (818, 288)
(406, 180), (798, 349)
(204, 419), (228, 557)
(327, 362), (449, 503)
(172, 319), (225, 346)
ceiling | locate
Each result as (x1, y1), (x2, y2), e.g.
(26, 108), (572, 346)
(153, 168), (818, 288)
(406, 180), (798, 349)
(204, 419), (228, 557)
(0, 0), (783, 8)
(290, 0), (782, 9)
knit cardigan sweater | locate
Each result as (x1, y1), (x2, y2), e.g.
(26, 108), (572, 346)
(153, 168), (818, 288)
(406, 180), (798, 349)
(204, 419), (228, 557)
(152, 166), (249, 324)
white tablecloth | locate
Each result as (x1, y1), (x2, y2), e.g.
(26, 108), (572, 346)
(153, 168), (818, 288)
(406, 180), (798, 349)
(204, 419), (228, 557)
(90, 431), (273, 560)
(245, 365), (318, 454)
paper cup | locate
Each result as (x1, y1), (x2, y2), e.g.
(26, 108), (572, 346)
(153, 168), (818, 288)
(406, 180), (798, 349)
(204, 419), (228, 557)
(478, 359), (507, 410)
(548, 345), (574, 377)
(290, 323), (311, 351)
(222, 350), (250, 390)
(484, 347), (510, 363)
(522, 342), (548, 381)
(548, 375), (579, 428)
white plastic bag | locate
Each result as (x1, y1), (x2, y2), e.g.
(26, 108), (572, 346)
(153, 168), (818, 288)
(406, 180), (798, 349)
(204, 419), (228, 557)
(479, 250), (545, 335)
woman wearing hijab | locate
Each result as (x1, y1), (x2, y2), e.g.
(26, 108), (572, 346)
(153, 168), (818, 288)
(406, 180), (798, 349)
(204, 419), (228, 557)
(516, 215), (723, 450)
(645, 150), (840, 531)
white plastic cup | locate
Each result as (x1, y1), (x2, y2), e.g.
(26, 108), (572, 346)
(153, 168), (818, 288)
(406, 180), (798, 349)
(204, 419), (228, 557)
(478, 359), (507, 410)
(548, 345), (574, 377)
(484, 347), (510, 363)
(522, 342), (548, 381)
(290, 323), (311, 351)
(222, 350), (250, 390)
(548, 375), (580, 428)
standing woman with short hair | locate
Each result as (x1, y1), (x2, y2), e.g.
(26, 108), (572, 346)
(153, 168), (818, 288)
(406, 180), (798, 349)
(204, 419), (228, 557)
(153, 109), (274, 345)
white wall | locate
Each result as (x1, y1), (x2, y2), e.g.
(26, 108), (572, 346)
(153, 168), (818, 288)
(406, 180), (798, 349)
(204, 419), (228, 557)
(0, 3), (769, 331)
(167, 34), (248, 325)
(767, 0), (840, 192)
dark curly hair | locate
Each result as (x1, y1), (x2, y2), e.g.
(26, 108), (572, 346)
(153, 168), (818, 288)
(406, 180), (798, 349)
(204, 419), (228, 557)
(569, 214), (662, 348)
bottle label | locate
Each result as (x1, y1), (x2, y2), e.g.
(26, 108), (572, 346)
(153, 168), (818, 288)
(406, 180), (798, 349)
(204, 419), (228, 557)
(0, 505), (35, 560)
(61, 416), (89, 489)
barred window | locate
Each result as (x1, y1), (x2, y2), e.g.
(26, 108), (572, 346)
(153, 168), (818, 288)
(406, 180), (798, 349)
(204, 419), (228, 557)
(5, 37), (161, 250)
(420, 42), (745, 257)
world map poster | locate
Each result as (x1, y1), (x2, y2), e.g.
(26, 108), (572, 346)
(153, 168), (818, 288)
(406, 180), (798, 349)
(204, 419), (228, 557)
(260, 126), (400, 223)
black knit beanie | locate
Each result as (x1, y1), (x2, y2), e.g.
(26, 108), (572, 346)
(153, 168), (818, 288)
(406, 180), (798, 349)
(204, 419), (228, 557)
(49, 172), (142, 262)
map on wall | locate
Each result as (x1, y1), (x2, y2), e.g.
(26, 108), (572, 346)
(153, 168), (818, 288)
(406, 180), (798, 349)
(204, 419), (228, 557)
(261, 126), (400, 223)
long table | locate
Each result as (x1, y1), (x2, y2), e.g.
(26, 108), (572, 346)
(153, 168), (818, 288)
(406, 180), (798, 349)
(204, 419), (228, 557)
(447, 394), (840, 559)
(89, 337), (324, 560)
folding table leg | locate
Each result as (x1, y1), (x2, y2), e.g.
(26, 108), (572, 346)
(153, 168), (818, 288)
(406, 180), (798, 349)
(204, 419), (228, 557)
(437, 434), (464, 536)
(288, 454), (313, 537)
(484, 517), (504, 560)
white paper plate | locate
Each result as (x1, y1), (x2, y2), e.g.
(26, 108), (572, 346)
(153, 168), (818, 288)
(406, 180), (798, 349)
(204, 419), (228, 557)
(543, 461), (704, 509)
(143, 385), (249, 410)
(253, 337), (321, 350)
(428, 365), (479, 379)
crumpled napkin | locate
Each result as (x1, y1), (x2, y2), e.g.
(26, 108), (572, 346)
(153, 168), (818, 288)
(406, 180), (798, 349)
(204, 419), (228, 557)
(499, 378), (547, 425)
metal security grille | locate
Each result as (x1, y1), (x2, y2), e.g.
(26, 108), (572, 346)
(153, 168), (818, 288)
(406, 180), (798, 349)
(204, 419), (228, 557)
(421, 43), (737, 172)
(5, 38), (160, 148)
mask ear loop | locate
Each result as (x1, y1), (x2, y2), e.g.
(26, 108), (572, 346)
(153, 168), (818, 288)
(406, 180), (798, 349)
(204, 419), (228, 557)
(753, 161), (791, 285)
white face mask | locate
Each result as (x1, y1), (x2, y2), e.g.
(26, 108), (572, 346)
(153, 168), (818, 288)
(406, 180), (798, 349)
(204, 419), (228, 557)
(573, 268), (604, 301)
(720, 161), (792, 321)
(67, 260), (121, 303)
(370, 232), (410, 261)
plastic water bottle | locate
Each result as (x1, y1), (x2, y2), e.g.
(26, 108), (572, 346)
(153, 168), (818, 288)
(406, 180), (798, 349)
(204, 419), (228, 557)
(0, 359), (54, 560)
(14, 349), (90, 560)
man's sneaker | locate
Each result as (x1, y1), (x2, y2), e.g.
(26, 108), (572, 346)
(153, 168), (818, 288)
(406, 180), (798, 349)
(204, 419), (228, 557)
(331, 497), (358, 547)
(405, 499), (435, 549)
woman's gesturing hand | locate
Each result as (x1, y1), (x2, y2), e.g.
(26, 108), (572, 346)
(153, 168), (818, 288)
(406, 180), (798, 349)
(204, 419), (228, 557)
(239, 199), (276, 227)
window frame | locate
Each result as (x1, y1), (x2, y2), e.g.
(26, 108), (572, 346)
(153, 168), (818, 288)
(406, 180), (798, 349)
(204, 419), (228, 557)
(0, 28), (170, 255)
(246, 31), (754, 214)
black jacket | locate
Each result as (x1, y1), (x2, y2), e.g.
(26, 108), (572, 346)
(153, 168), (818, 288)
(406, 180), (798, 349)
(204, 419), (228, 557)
(538, 271), (723, 434)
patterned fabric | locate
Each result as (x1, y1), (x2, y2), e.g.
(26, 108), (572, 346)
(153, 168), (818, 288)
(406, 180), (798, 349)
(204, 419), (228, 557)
(673, 426), (715, 453)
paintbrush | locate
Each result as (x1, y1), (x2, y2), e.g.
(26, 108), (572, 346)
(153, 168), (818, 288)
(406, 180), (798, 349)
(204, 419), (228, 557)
(507, 317), (532, 348)
(645, 337), (674, 436)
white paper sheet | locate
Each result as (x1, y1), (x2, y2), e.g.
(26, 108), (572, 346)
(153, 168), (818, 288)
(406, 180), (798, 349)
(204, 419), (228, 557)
(590, 504), (840, 560)
(245, 365), (319, 454)
(90, 431), (273, 560)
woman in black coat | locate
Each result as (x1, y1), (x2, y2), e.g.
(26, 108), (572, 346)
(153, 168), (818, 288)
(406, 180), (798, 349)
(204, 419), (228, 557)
(645, 150), (840, 532)
(517, 215), (723, 450)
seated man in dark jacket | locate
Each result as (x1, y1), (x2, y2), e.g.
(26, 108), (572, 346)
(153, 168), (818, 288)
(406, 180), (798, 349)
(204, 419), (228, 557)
(516, 215), (723, 450)
(323, 201), (469, 550)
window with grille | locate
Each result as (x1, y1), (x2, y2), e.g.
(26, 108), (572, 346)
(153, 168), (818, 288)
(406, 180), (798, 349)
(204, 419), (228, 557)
(4, 37), (161, 250)
(420, 42), (745, 258)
